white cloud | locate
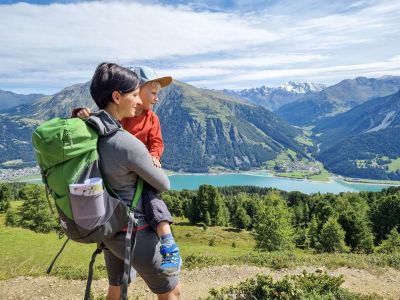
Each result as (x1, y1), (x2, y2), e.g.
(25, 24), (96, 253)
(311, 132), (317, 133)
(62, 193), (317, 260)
(0, 0), (399, 93)
(0, 2), (277, 67)
(186, 56), (400, 89)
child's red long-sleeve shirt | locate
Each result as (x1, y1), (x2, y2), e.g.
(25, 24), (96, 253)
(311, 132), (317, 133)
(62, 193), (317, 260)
(121, 110), (164, 161)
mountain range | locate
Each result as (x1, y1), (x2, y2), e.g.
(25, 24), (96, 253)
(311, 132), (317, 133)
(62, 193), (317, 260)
(223, 81), (325, 111)
(0, 80), (306, 172)
(0, 90), (44, 112)
(0, 75), (399, 179)
(275, 76), (400, 126)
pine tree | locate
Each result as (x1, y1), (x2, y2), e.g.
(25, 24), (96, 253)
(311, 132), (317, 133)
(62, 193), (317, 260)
(0, 183), (13, 212)
(253, 191), (294, 251)
(232, 206), (251, 230)
(371, 194), (400, 243)
(308, 215), (319, 249)
(335, 194), (374, 253)
(18, 185), (58, 233)
(319, 217), (349, 253)
(194, 185), (228, 226)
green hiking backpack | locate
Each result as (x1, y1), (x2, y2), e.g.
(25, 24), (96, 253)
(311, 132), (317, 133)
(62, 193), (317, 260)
(32, 117), (143, 300)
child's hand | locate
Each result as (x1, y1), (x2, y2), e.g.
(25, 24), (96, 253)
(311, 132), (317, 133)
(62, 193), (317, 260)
(77, 107), (92, 118)
(72, 107), (92, 118)
(151, 156), (162, 168)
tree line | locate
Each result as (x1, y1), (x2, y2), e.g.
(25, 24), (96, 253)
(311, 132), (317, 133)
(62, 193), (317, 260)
(1, 182), (399, 254)
(163, 185), (400, 253)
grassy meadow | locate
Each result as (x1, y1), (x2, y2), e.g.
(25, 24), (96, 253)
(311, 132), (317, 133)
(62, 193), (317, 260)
(1, 213), (399, 282)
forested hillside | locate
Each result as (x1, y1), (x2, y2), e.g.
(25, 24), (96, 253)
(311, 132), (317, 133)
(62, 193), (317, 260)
(314, 91), (400, 180)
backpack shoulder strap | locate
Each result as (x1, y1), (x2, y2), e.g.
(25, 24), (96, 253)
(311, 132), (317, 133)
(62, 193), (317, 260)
(130, 177), (143, 212)
(103, 177), (144, 211)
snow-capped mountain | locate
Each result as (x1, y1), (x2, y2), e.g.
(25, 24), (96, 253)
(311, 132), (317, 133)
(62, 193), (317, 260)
(281, 81), (325, 93)
(223, 81), (325, 111)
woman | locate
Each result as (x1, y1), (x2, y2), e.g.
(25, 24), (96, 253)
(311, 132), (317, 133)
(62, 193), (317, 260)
(87, 62), (181, 299)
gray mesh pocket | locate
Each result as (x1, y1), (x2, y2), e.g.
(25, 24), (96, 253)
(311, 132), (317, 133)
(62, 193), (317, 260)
(70, 192), (106, 230)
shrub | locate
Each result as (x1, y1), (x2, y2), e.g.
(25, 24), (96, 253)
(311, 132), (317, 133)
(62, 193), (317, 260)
(5, 207), (20, 226)
(375, 227), (400, 254)
(204, 271), (382, 300)
(184, 254), (222, 269)
(209, 238), (216, 247)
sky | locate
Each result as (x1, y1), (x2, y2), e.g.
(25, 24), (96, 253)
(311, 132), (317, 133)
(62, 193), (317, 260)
(0, 0), (399, 94)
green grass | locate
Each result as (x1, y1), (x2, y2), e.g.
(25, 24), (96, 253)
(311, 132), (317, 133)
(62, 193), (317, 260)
(0, 225), (100, 280)
(276, 172), (304, 179)
(173, 218), (255, 257)
(354, 157), (400, 176)
(295, 135), (313, 147)
(15, 174), (41, 181)
(1, 216), (399, 281)
(309, 170), (331, 181)
(388, 158), (400, 172)
(1, 159), (24, 167)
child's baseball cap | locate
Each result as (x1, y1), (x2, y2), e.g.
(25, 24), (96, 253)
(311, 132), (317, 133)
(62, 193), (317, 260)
(132, 66), (172, 87)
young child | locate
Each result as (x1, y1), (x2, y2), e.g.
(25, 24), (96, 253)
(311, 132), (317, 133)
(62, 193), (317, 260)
(73, 66), (180, 275)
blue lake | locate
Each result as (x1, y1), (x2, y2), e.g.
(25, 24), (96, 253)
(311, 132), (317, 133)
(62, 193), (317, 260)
(168, 173), (395, 194)
(22, 172), (397, 194)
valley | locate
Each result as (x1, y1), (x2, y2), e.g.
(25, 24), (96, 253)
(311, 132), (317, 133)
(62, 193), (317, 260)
(0, 75), (399, 181)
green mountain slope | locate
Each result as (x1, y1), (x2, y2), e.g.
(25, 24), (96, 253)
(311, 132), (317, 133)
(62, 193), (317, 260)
(0, 115), (40, 166)
(315, 91), (400, 180)
(317, 128), (400, 180)
(156, 82), (305, 171)
(315, 90), (400, 150)
(0, 81), (306, 172)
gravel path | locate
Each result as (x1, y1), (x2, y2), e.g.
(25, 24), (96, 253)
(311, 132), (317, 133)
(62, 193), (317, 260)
(0, 265), (399, 299)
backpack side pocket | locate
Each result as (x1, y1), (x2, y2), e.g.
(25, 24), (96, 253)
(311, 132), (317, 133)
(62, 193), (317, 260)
(69, 191), (106, 230)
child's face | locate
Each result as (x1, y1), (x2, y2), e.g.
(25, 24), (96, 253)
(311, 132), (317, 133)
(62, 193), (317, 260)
(139, 83), (161, 111)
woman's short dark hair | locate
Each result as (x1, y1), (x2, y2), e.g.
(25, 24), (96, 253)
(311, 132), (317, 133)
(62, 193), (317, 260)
(90, 62), (140, 109)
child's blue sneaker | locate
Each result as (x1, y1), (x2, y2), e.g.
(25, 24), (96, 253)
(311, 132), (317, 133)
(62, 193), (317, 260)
(160, 243), (181, 276)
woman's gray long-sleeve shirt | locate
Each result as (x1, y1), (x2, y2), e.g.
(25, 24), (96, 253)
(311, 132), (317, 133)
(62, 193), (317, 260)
(87, 110), (170, 213)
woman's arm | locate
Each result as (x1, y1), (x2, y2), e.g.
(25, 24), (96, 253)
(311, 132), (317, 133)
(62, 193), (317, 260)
(122, 132), (170, 192)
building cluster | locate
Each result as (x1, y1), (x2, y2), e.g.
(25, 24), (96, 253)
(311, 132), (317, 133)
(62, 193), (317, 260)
(275, 161), (320, 173)
(0, 167), (41, 182)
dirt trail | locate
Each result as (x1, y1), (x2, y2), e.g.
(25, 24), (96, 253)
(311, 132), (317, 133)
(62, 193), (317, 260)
(0, 265), (399, 299)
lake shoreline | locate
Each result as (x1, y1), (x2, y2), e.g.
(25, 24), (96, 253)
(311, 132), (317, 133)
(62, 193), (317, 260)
(166, 169), (400, 186)
(3, 168), (400, 192)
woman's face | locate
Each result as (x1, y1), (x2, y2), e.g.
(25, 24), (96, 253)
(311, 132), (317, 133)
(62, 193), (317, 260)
(139, 83), (161, 111)
(118, 87), (142, 118)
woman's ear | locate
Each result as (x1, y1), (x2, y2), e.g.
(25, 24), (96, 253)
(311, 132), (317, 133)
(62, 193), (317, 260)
(111, 91), (120, 104)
